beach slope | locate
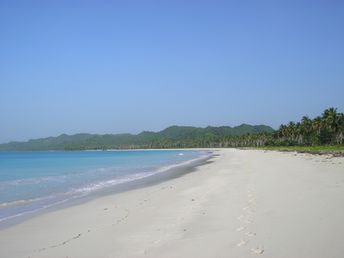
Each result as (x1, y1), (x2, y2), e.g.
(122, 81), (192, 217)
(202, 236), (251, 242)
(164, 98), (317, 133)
(1, 149), (344, 258)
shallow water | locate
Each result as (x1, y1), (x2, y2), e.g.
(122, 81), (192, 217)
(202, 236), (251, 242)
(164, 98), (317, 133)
(0, 150), (209, 223)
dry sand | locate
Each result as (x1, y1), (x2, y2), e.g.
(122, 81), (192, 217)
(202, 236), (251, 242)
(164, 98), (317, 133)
(1, 149), (344, 258)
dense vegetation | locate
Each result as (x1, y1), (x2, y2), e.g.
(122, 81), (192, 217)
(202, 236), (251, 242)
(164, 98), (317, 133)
(219, 108), (344, 149)
(0, 124), (274, 151)
(228, 107), (344, 148)
(0, 108), (342, 151)
(275, 108), (344, 146)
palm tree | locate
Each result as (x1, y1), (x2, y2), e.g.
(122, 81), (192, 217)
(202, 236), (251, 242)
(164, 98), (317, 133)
(336, 113), (344, 144)
(301, 116), (312, 145)
(312, 116), (322, 145)
(322, 107), (339, 144)
(287, 121), (297, 144)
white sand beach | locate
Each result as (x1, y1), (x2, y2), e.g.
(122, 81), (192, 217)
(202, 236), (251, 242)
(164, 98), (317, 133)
(1, 149), (344, 258)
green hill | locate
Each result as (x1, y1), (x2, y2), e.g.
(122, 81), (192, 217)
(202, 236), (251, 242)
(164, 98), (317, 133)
(0, 124), (274, 151)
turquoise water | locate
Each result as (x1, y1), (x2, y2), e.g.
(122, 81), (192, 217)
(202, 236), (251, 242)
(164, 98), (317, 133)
(0, 150), (209, 223)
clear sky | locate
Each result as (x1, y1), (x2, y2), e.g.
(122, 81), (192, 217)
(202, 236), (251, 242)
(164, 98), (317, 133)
(1, 1), (343, 143)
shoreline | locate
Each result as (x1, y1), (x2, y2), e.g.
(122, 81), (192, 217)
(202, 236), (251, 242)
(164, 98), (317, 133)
(1, 149), (344, 257)
(0, 151), (213, 230)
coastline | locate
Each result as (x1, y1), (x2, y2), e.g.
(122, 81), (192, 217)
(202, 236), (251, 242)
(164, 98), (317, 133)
(1, 149), (344, 257)
(0, 150), (212, 229)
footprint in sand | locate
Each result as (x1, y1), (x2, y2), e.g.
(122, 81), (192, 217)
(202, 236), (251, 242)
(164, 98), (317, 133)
(236, 226), (245, 232)
(237, 215), (245, 220)
(243, 206), (251, 211)
(245, 218), (253, 224)
(245, 231), (256, 237)
(236, 239), (248, 247)
(251, 246), (264, 254)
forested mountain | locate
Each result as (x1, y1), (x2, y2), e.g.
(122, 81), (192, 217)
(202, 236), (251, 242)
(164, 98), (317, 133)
(1, 108), (342, 151)
(0, 124), (274, 151)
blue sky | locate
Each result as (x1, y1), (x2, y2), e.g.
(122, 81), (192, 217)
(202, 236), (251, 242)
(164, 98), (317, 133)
(1, 1), (343, 143)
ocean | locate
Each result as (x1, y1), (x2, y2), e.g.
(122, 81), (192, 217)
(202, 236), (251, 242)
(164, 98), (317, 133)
(0, 150), (210, 224)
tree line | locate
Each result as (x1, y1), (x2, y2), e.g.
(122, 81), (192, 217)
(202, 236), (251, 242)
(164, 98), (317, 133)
(0, 108), (342, 150)
(93, 108), (343, 149)
(218, 107), (344, 148)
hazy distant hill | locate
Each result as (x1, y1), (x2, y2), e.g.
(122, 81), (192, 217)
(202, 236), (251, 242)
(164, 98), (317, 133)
(0, 124), (274, 151)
